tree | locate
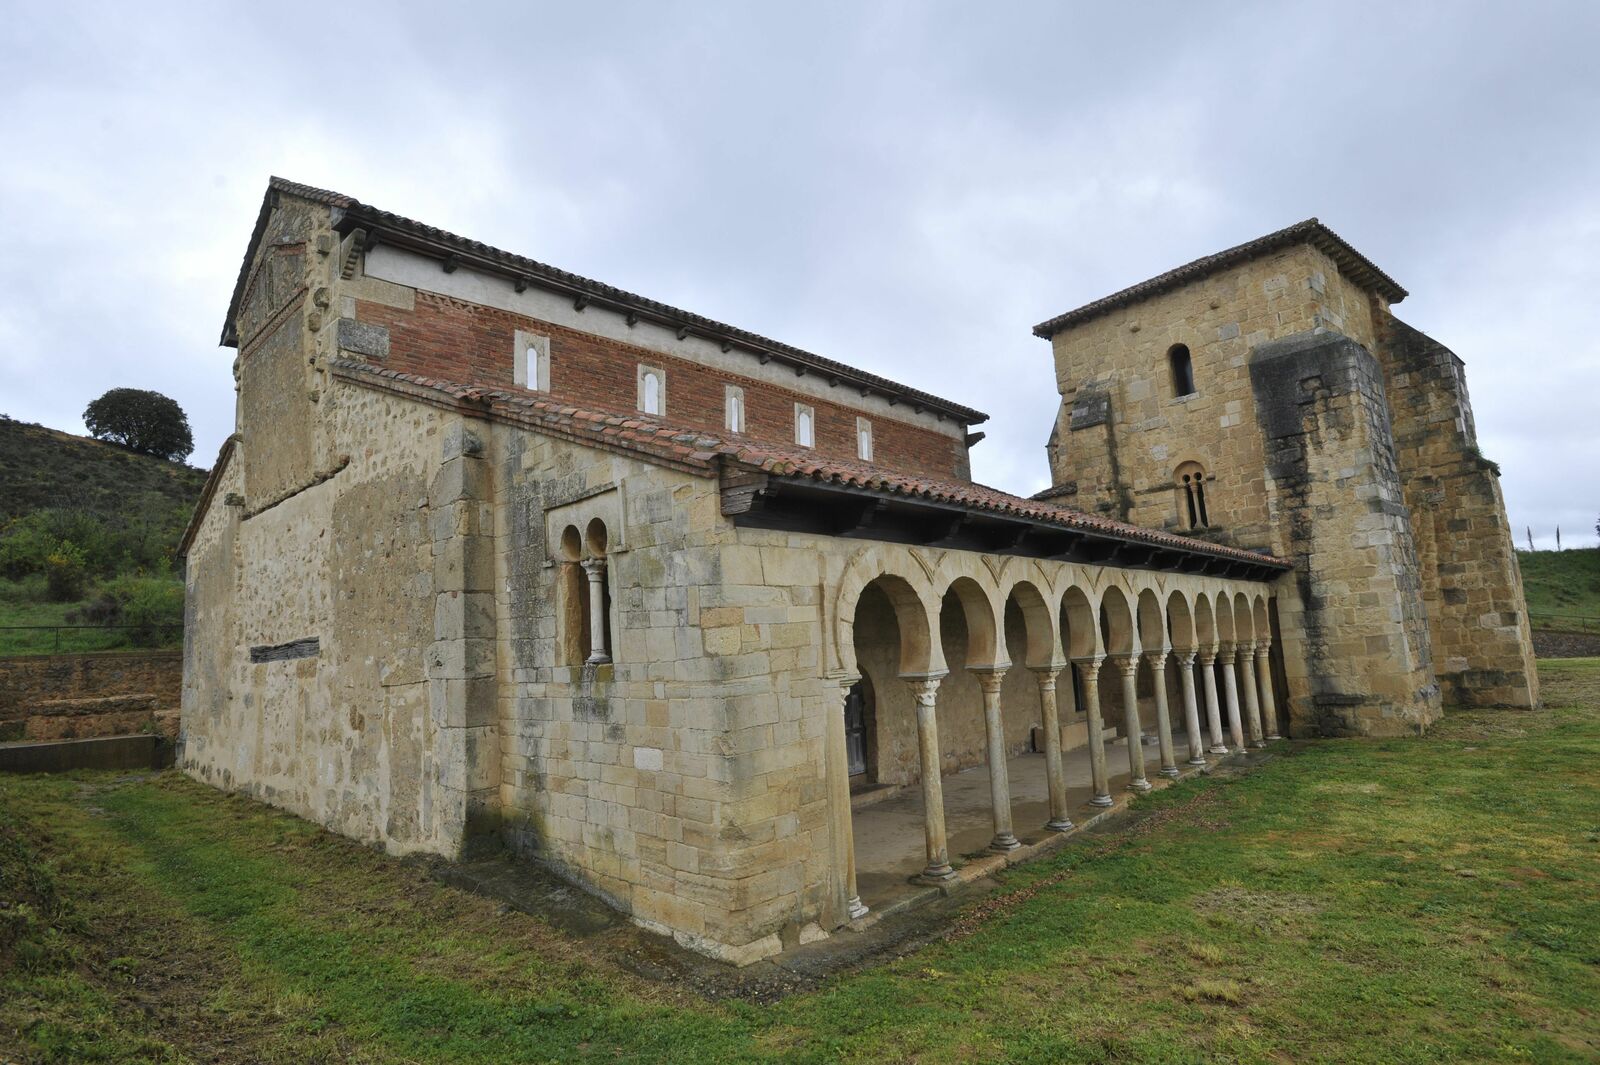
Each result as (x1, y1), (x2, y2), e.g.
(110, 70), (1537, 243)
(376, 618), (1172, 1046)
(83, 388), (194, 462)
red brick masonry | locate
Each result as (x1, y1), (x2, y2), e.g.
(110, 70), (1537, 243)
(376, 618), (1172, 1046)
(357, 291), (972, 483)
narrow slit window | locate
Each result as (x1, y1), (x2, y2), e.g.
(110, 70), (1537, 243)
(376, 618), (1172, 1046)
(515, 331), (549, 392)
(639, 366), (664, 416)
(725, 385), (745, 433)
(1168, 344), (1196, 397)
(795, 403), (814, 448)
(856, 417), (873, 461)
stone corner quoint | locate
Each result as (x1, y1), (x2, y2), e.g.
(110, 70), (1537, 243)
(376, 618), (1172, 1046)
(178, 180), (1539, 966)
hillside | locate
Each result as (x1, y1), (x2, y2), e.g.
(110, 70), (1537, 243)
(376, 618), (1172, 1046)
(1517, 548), (1600, 630)
(0, 415), (208, 524)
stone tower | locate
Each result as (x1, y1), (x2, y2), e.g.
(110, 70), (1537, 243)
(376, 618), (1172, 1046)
(1032, 220), (1538, 735)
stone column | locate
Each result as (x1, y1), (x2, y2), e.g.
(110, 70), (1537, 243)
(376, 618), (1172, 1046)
(1220, 648), (1245, 751)
(1177, 651), (1207, 765)
(1256, 643), (1282, 740)
(580, 558), (610, 664)
(1239, 641), (1265, 747)
(906, 675), (956, 882)
(826, 678), (867, 920)
(972, 668), (1020, 852)
(1078, 657), (1113, 807)
(1115, 655), (1151, 794)
(1199, 651), (1228, 754)
(1148, 651), (1179, 778)
(1032, 667), (1073, 831)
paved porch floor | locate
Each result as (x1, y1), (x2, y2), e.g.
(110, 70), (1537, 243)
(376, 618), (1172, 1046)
(851, 730), (1207, 913)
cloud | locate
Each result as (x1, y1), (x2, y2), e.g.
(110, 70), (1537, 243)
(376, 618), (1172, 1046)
(0, 0), (1595, 546)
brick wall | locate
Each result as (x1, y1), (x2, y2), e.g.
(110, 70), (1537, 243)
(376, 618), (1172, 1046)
(0, 650), (182, 742)
(356, 292), (972, 482)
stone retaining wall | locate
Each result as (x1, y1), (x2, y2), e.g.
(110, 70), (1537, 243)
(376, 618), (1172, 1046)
(0, 650), (182, 741)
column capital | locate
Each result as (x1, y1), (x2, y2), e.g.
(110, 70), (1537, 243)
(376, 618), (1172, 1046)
(901, 673), (946, 706)
(1254, 642), (1273, 658)
(1111, 652), (1141, 678)
(1146, 649), (1170, 668)
(579, 557), (607, 578)
(969, 667), (1007, 696)
(1074, 655), (1105, 679)
(1198, 649), (1217, 667)
(1029, 664), (1062, 688)
(1176, 650), (1197, 668)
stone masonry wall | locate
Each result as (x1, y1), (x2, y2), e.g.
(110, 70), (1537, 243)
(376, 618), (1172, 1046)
(1045, 244), (1381, 555)
(1374, 314), (1538, 708)
(0, 650), (182, 742)
(1250, 331), (1439, 735)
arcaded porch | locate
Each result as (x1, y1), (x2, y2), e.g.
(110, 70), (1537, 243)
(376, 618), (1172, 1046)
(851, 728), (1214, 912)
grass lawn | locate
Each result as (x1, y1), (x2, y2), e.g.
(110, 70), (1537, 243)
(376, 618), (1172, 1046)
(1518, 549), (1600, 630)
(3, 663), (1598, 1063)
(0, 580), (181, 656)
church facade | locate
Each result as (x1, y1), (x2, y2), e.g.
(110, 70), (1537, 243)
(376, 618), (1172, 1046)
(178, 179), (1535, 964)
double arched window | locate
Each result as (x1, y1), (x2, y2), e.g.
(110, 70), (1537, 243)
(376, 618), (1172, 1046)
(1175, 461), (1210, 530)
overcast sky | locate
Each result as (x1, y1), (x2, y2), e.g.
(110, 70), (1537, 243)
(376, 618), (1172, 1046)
(2, 1), (1596, 547)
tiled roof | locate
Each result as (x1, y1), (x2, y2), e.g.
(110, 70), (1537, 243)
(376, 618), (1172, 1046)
(227, 177), (987, 425)
(331, 359), (1290, 570)
(1032, 218), (1408, 338)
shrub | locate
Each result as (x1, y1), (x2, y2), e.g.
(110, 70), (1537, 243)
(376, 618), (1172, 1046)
(43, 543), (87, 602)
(83, 388), (194, 463)
(98, 575), (184, 646)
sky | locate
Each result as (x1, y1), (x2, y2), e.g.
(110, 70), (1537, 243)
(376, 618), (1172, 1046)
(2, 1), (1597, 548)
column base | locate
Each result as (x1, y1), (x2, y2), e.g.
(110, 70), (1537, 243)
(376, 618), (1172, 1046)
(988, 834), (1021, 853)
(1129, 778), (1152, 794)
(1187, 755), (1208, 766)
(847, 896), (869, 920)
(914, 863), (958, 885)
(585, 653), (612, 666)
(1249, 740), (1266, 749)
(1089, 793), (1114, 808)
(1158, 766), (1181, 778)
(1266, 733), (1283, 741)
(1045, 817), (1074, 832)
(1208, 744), (1230, 754)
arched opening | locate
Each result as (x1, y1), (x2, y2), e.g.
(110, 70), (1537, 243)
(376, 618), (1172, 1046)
(849, 574), (933, 787)
(1168, 343), (1196, 397)
(844, 674), (877, 781)
(582, 519), (613, 665)
(1175, 461), (1210, 530)
(558, 523), (587, 666)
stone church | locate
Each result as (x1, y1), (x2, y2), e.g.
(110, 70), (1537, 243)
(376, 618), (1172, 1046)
(178, 178), (1536, 964)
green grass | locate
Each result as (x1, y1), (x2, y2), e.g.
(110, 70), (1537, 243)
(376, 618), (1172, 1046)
(3, 662), (1599, 1063)
(0, 579), (180, 656)
(1519, 549), (1600, 630)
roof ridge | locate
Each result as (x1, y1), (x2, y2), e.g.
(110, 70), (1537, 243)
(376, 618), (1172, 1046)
(1032, 218), (1407, 338)
(233, 178), (987, 425)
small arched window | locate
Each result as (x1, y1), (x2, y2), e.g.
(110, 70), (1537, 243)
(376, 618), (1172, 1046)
(1175, 461), (1210, 530)
(795, 403), (814, 448)
(1168, 344), (1196, 398)
(639, 367), (663, 415)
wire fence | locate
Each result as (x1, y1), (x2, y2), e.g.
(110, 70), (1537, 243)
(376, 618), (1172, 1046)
(1527, 612), (1600, 634)
(0, 623), (183, 656)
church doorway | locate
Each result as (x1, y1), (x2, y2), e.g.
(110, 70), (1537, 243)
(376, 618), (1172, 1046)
(844, 675), (876, 781)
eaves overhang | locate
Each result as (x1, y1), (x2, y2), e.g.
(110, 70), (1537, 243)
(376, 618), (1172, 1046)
(720, 467), (1292, 582)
